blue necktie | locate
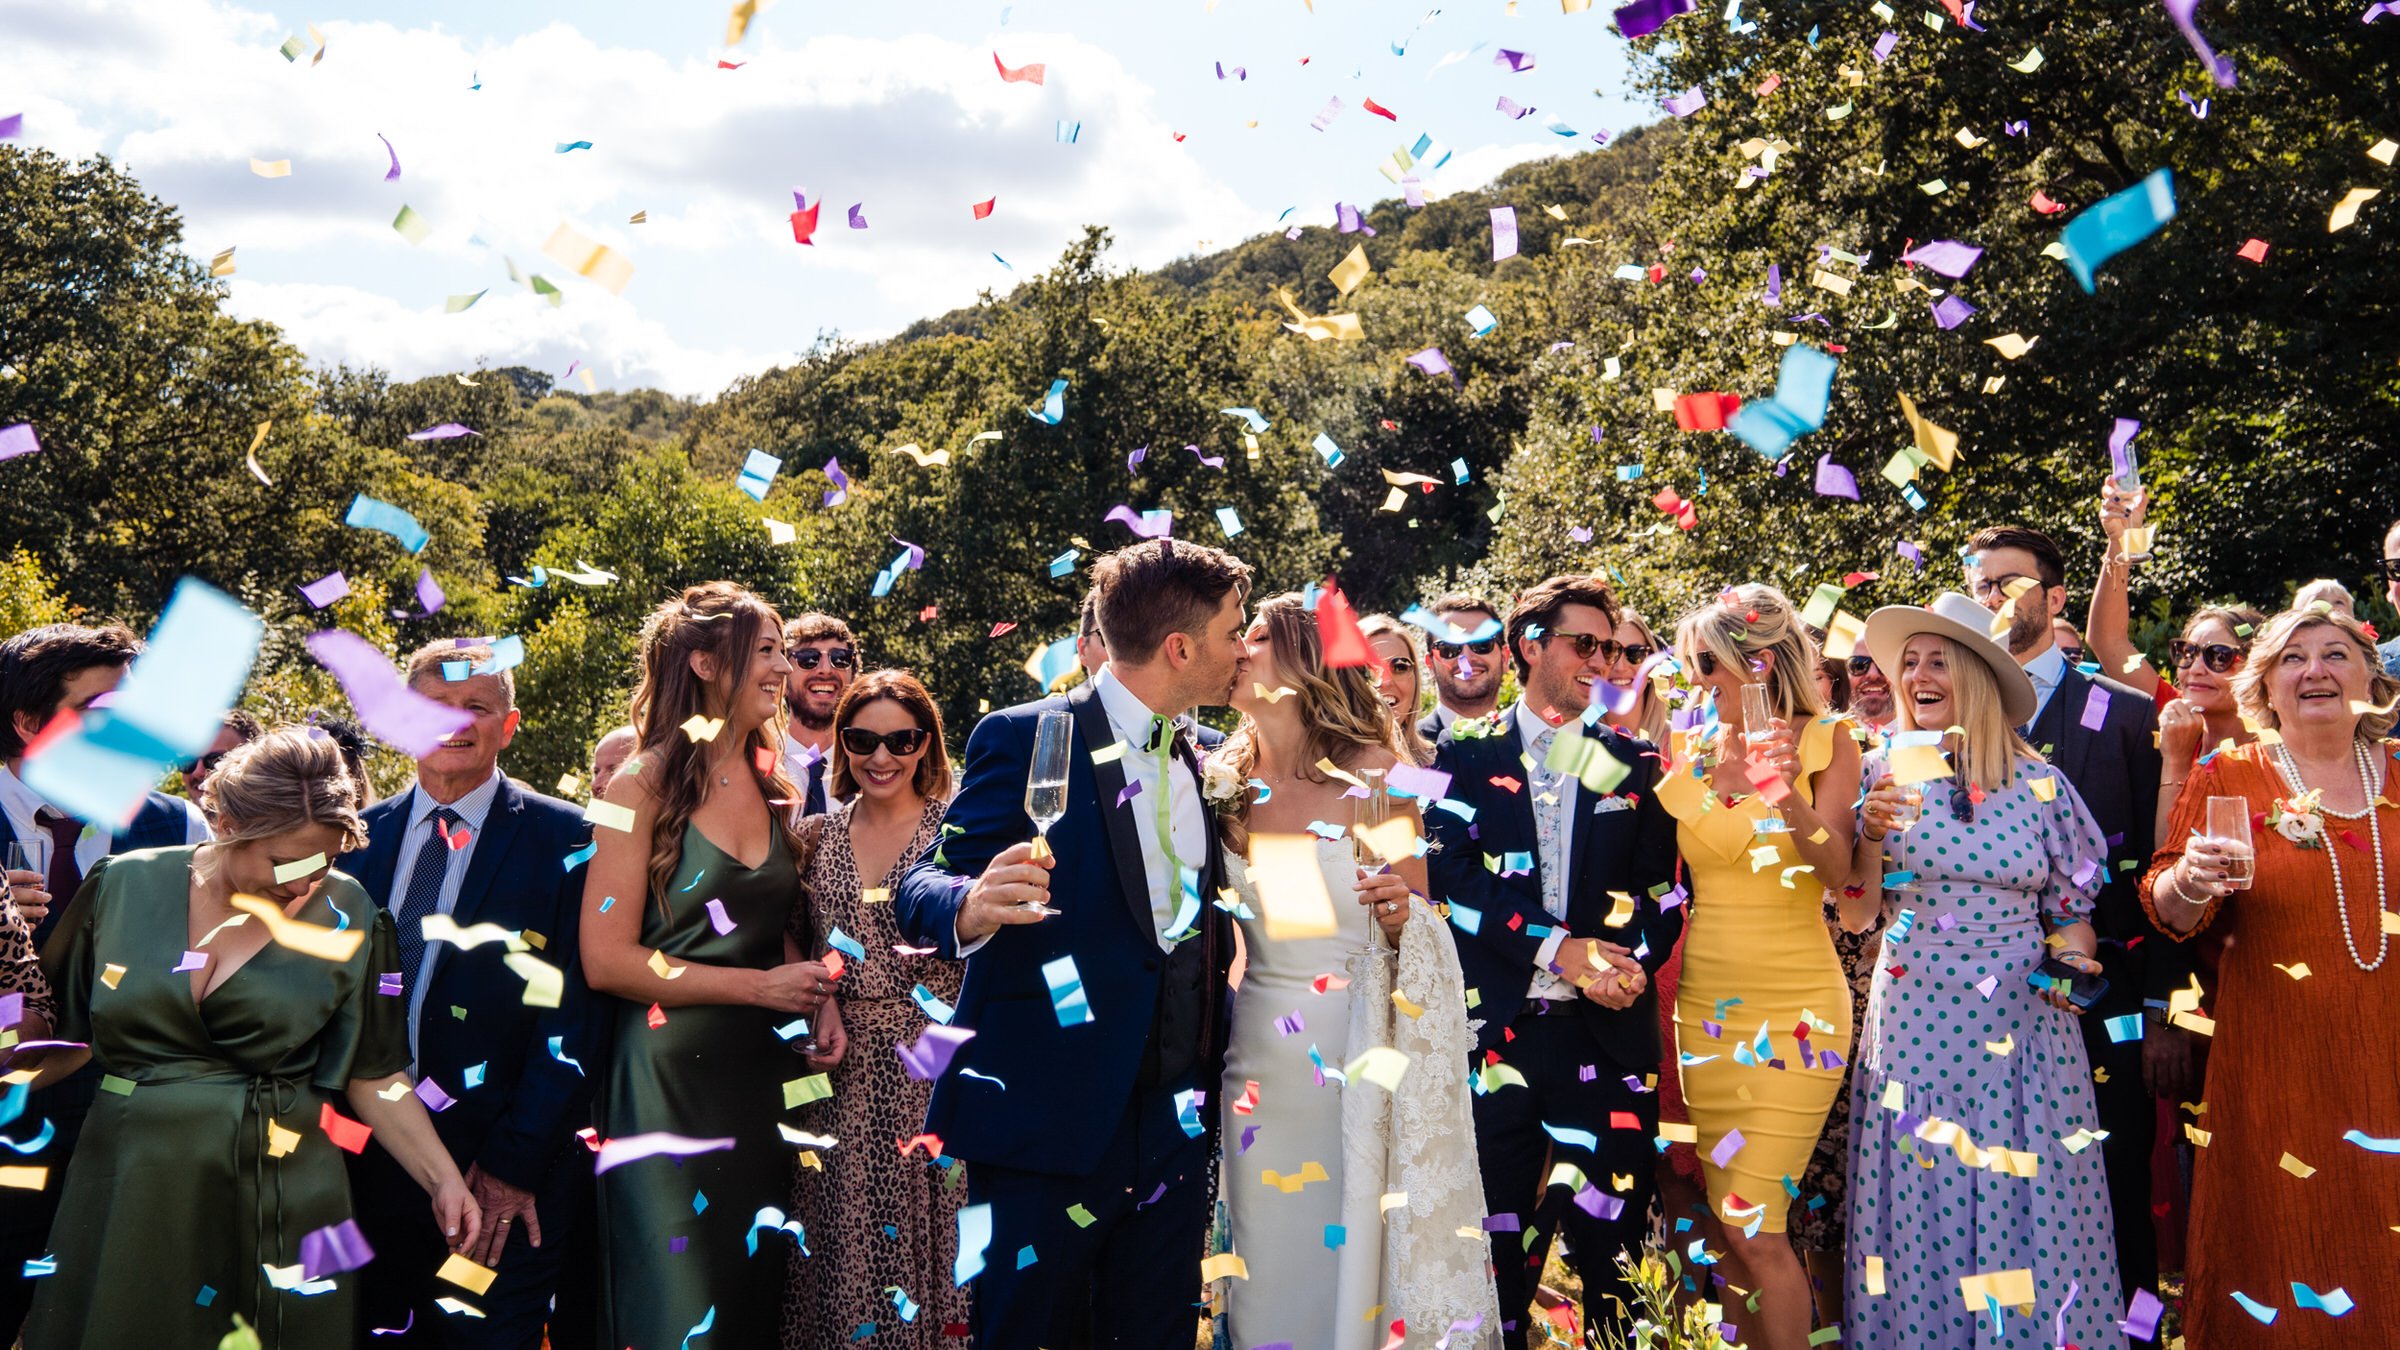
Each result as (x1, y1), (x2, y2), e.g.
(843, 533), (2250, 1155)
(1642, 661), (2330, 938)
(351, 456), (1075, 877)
(392, 806), (459, 992)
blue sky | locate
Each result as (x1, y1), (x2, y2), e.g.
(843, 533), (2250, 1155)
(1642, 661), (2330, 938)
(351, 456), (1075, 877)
(6, 0), (1658, 393)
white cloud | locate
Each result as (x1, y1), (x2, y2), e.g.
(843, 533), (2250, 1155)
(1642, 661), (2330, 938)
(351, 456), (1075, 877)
(1, 0), (1266, 393)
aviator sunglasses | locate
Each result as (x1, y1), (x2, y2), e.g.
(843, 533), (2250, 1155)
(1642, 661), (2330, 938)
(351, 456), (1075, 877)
(1431, 637), (1502, 659)
(788, 646), (857, 670)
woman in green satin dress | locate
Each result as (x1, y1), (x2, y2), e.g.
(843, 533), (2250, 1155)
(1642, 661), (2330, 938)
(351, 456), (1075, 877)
(23, 728), (477, 1349)
(582, 584), (843, 1350)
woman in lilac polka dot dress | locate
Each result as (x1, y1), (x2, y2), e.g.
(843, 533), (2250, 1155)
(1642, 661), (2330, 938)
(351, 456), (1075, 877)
(1835, 596), (2122, 1349)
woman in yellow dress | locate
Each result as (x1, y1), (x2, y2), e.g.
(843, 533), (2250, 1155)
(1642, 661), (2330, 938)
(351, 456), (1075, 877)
(1656, 585), (1861, 1350)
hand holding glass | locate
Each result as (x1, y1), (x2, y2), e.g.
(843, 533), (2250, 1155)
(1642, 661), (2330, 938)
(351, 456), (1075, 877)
(1018, 710), (1071, 916)
(1351, 768), (1394, 955)
(3, 841), (50, 920)
(2205, 796), (2254, 890)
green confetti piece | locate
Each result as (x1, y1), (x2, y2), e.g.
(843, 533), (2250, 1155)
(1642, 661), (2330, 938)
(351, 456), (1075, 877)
(392, 204), (432, 245)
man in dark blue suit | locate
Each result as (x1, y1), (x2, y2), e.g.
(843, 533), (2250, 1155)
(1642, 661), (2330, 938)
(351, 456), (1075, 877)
(1967, 526), (2168, 1308)
(1426, 575), (1680, 1350)
(897, 539), (1251, 1349)
(348, 641), (597, 1348)
(0, 622), (214, 1334)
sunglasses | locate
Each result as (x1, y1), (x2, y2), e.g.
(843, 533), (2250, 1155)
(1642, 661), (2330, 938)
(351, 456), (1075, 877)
(2169, 639), (2247, 674)
(839, 727), (928, 758)
(1547, 631), (1625, 663)
(788, 647), (857, 671)
(1431, 638), (1501, 659)
(2058, 646), (2088, 667)
(1617, 643), (1656, 667)
(183, 751), (230, 777)
(2381, 558), (2400, 581)
(1846, 654), (1877, 677)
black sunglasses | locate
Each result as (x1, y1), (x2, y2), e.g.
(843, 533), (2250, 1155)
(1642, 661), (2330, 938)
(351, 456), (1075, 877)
(2169, 639), (2247, 674)
(183, 751), (230, 777)
(2381, 558), (2400, 582)
(1546, 631), (1625, 663)
(839, 726), (928, 758)
(788, 647), (857, 670)
(2058, 646), (2088, 668)
(1431, 638), (1501, 658)
(1845, 654), (1877, 677)
(1617, 643), (1656, 667)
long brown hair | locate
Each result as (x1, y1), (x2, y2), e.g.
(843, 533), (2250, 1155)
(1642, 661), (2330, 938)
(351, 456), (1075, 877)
(1218, 593), (1408, 854)
(1358, 612), (1434, 766)
(629, 582), (803, 906)
(828, 670), (952, 800)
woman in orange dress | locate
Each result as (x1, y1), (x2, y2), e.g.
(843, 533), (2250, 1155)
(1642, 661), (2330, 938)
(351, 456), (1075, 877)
(2143, 604), (2400, 1347)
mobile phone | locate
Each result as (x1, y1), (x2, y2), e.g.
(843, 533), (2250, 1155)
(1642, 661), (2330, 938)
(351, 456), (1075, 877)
(2028, 955), (2109, 1010)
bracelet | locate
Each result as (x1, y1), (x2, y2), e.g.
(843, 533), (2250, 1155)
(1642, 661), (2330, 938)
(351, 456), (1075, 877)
(1863, 827), (1888, 844)
(2161, 778), (2187, 790)
(2167, 870), (2211, 909)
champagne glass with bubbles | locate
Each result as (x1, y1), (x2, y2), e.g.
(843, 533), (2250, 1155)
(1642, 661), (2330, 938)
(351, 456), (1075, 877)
(1019, 710), (1071, 915)
(1351, 767), (1395, 955)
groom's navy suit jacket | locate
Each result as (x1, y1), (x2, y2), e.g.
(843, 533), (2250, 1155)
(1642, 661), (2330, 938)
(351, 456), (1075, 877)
(1428, 712), (1682, 1067)
(896, 680), (1231, 1176)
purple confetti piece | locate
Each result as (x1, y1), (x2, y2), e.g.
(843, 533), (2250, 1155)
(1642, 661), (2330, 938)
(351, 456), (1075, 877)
(405, 423), (479, 440)
(893, 536), (926, 571)
(1104, 505), (1173, 539)
(1335, 202), (1366, 233)
(415, 1077), (456, 1112)
(595, 1132), (737, 1174)
(0, 114), (21, 141)
(896, 1023), (976, 1080)
(1873, 30), (1900, 62)
(1494, 48), (1536, 71)
(397, 568), (445, 619)
(1613, 0), (1695, 39)
(822, 457), (849, 507)
(172, 950), (208, 973)
(2005, 119), (2029, 136)
(1567, 525), (1594, 543)
(1275, 1012), (1305, 1036)
(376, 132), (401, 182)
(1185, 443), (1224, 469)
(0, 994), (19, 1030)
(1238, 1123), (1260, 1152)
(1814, 455), (1860, 500)
(1589, 425), (1606, 443)
(2121, 1288), (2165, 1339)
(299, 1219), (376, 1280)
(1490, 206), (1518, 261)
(1901, 240), (1983, 277)
(2081, 685), (2111, 731)
(1702, 1019), (1724, 1039)
(1405, 348), (1453, 377)
(2367, 1), (2399, 20)
(2109, 418), (2142, 477)
(847, 203), (868, 229)
(305, 629), (474, 758)
(1931, 293), (1978, 329)
(299, 572), (352, 609)
(1661, 86), (1707, 118)
(1763, 263), (1784, 306)
(668, 1236), (688, 1254)
(1116, 781), (1144, 808)
(705, 898), (735, 935)
(1819, 1048), (1846, 1069)
(1215, 61), (1246, 80)
(1402, 176), (1426, 208)
(1309, 97), (1345, 131)
(1482, 1213), (1523, 1232)
(1495, 96), (1537, 120)
(1897, 539), (1925, 567)
(1134, 1181), (1168, 1210)
(1126, 444), (1148, 473)
(1574, 1186), (1625, 1220)
(2161, 0), (2237, 87)
(0, 424), (37, 461)
(1710, 1128), (1746, 1168)
(2178, 90), (2211, 118)
(378, 971), (404, 997)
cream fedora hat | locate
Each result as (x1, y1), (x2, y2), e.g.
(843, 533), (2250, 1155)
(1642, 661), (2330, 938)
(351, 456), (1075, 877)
(1860, 592), (2040, 727)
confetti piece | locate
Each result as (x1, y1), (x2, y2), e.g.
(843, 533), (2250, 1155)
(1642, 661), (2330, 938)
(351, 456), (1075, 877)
(1042, 956), (1093, 1026)
(541, 223), (634, 295)
(234, 895), (367, 963)
(2058, 169), (2177, 292)
(2328, 187), (2381, 232)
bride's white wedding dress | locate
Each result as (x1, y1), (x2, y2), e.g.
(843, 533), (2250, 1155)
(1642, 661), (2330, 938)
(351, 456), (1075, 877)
(1220, 837), (1502, 1349)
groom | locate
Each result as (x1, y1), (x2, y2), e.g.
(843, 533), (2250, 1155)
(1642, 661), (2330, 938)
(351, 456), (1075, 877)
(1427, 574), (1680, 1349)
(897, 538), (1251, 1348)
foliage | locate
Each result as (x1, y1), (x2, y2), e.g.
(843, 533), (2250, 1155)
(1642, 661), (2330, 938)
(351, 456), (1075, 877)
(0, 549), (72, 635)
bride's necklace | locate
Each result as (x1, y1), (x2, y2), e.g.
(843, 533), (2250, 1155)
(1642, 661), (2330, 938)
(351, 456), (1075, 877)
(2270, 738), (2389, 972)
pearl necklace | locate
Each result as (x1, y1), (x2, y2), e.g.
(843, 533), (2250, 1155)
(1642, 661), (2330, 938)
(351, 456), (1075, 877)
(2269, 739), (2389, 972)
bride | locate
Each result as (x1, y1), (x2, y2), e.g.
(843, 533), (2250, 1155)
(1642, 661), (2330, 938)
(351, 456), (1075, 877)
(1209, 592), (1501, 1350)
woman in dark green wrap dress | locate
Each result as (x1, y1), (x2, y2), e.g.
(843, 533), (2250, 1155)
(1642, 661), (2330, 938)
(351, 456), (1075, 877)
(23, 728), (477, 1349)
(581, 585), (841, 1350)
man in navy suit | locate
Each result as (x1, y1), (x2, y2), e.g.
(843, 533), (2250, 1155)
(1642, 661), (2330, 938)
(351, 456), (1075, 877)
(1415, 591), (1508, 743)
(1426, 575), (1680, 1350)
(348, 641), (597, 1348)
(0, 622), (214, 1333)
(1967, 525), (2167, 1308)
(897, 539), (1251, 1349)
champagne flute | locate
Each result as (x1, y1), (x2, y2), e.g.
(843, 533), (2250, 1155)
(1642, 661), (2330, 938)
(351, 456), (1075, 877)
(2206, 796), (2254, 890)
(1019, 710), (1071, 915)
(1740, 682), (1784, 828)
(1351, 768), (1394, 955)
(4, 840), (50, 920)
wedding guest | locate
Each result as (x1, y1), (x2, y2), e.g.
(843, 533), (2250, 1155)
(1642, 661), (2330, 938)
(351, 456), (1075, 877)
(783, 671), (966, 1349)
(2142, 604), (2400, 1348)
(26, 728), (477, 1349)
(349, 642), (598, 1348)
(1654, 586), (1859, 1350)
(1966, 523), (2164, 1307)
(1601, 607), (1669, 745)
(1848, 655), (1897, 735)
(1840, 594), (2120, 1349)
(184, 708), (261, 803)
(1814, 653), (1852, 714)
(2379, 516), (2400, 676)
(310, 714), (379, 809)
(0, 622), (212, 1328)
(1415, 593), (1506, 740)
(580, 584), (835, 1349)
(894, 539), (1249, 1349)
(589, 725), (637, 798)
(782, 613), (860, 816)
(1076, 588), (1108, 679)
(2293, 578), (2355, 616)
(1361, 612), (1435, 765)
(1426, 574), (1680, 1349)
(1214, 594), (1495, 1347)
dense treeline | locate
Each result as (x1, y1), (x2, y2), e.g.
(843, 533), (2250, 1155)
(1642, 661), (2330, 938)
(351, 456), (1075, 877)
(1, 0), (2390, 792)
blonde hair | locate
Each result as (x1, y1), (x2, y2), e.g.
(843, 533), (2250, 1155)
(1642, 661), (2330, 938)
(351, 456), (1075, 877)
(1673, 584), (1829, 724)
(1359, 612), (1434, 766)
(202, 726), (368, 851)
(2232, 606), (2400, 739)
(1892, 635), (2039, 793)
(1219, 594), (1410, 854)
(2292, 579), (2356, 617)
(1613, 607), (1671, 745)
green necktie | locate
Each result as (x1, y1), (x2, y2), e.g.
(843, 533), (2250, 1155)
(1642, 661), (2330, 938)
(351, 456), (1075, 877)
(1146, 714), (1192, 877)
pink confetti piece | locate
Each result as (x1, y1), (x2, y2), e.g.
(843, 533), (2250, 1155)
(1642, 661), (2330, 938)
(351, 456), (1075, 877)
(405, 423), (479, 440)
(594, 1132), (737, 1174)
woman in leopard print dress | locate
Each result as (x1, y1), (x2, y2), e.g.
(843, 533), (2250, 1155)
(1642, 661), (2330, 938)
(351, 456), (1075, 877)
(782, 672), (967, 1348)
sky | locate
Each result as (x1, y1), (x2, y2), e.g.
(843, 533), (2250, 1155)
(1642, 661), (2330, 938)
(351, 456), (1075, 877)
(4, 0), (1660, 396)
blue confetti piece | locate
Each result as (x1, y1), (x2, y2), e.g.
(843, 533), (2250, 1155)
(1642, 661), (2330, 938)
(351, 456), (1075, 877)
(1312, 432), (1345, 468)
(826, 927), (867, 961)
(196, 1285), (216, 1306)
(344, 494), (430, 553)
(2230, 1291), (2278, 1324)
(736, 450), (783, 502)
(548, 1036), (584, 1075)
(2058, 168), (2177, 293)
(678, 1306), (716, 1350)
(1041, 956), (1094, 1026)
(1173, 1088), (1204, 1138)
(563, 841), (597, 871)
(1027, 377), (1068, 425)
(2104, 1013), (2144, 1043)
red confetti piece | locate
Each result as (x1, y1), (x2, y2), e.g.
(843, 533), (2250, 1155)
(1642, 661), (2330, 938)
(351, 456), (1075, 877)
(989, 622), (1017, 638)
(319, 1102), (373, 1154)
(971, 197), (997, 220)
(1363, 96), (1399, 121)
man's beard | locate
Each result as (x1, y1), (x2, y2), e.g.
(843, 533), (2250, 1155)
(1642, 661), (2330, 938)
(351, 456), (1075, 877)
(793, 706), (834, 733)
(2006, 604), (2049, 656)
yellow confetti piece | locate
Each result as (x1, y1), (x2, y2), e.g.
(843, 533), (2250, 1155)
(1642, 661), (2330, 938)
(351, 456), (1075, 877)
(1880, 1081), (1906, 1111)
(1865, 1256), (1886, 1294)
(2008, 46), (2044, 72)
(100, 964), (127, 990)
(1824, 100), (1854, 121)
(1658, 1121), (1699, 1144)
(584, 799), (638, 832)
(1391, 989), (1424, 1019)
(1897, 392), (1960, 470)
(1263, 1161), (1332, 1193)
(1328, 243), (1371, 295)
(268, 1120), (302, 1157)
(2279, 1152), (2316, 1179)
(1983, 1034), (2014, 1056)
(541, 222), (635, 295)
(1651, 387), (1679, 412)
(888, 443), (951, 468)
(377, 1081), (412, 1101)
(2184, 1123), (2212, 1147)
(0, 1167), (46, 1190)
(725, 0), (759, 45)
(436, 1252), (498, 1296)
(784, 1074), (833, 1109)
(2329, 187), (2381, 233)
(777, 1124), (839, 1149)
(231, 895), (366, 962)
(1810, 269), (1856, 296)
(270, 852), (328, 885)
(1088, 740), (1128, 765)
(1344, 1046), (1411, 1092)
(1200, 1253), (1248, 1282)
(1983, 333), (2038, 360)
(679, 715), (725, 743)
(210, 247), (237, 277)
(1954, 127), (1987, 149)
(249, 158), (291, 178)
(1602, 891), (1637, 927)
(2371, 139), (2399, 166)
(1918, 179), (1949, 196)
(646, 949), (686, 980)
(434, 1297), (486, 1318)
(862, 888), (892, 905)
(763, 518), (796, 545)
(2060, 1128), (2106, 1154)
(2170, 1011), (2216, 1036)
(505, 952), (564, 1008)
(1958, 1269), (2035, 1308)
(1253, 834), (1340, 941)
(2029, 776), (2059, 803)
(421, 915), (528, 953)
(2273, 962), (2312, 980)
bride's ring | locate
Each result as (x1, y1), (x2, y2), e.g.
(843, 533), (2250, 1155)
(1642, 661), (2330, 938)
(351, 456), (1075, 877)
(1378, 900), (1396, 914)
